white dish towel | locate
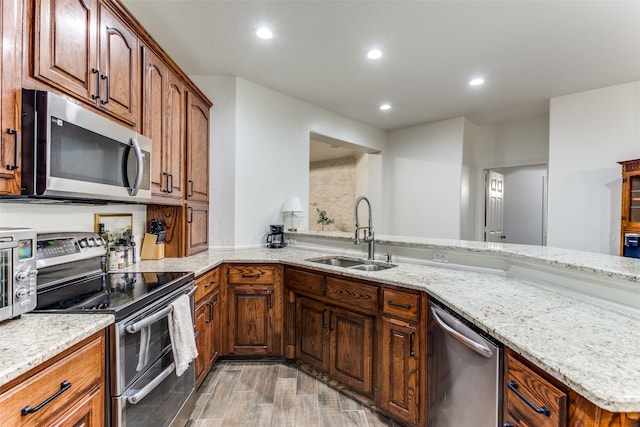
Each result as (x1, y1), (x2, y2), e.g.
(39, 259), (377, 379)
(168, 294), (198, 376)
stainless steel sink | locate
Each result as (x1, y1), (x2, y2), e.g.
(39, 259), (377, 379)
(309, 257), (364, 268)
(348, 263), (394, 272)
(307, 256), (396, 272)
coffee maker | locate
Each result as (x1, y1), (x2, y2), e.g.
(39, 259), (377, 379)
(266, 224), (286, 248)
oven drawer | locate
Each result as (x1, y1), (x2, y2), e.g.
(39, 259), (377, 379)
(113, 352), (194, 427)
(0, 332), (104, 426)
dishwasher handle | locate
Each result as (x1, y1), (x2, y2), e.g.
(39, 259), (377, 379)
(430, 305), (493, 358)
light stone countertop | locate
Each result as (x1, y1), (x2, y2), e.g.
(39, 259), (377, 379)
(2, 234), (639, 412)
(121, 241), (640, 413)
(0, 313), (114, 389)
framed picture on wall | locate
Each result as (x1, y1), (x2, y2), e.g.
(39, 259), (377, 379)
(94, 213), (133, 247)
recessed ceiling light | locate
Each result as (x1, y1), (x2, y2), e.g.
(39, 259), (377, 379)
(469, 78), (485, 86)
(367, 49), (382, 60)
(256, 27), (273, 40)
(379, 104), (391, 111)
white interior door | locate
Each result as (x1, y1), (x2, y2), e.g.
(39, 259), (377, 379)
(485, 170), (505, 242)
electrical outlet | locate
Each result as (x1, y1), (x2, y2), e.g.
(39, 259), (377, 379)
(433, 252), (449, 263)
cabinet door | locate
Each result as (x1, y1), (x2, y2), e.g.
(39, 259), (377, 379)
(208, 288), (220, 367)
(185, 202), (209, 256)
(379, 317), (421, 425)
(33, 0), (99, 101)
(164, 71), (187, 199)
(186, 92), (210, 203)
(295, 296), (330, 372)
(194, 298), (211, 388)
(98, 2), (138, 125)
(0, 0), (21, 194)
(142, 47), (169, 198)
(329, 306), (374, 396)
(227, 285), (274, 355)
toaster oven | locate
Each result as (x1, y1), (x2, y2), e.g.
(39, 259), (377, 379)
(0, 228), (37, 322)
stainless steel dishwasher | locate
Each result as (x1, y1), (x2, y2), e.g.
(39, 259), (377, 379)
(428, 300), (503, 427)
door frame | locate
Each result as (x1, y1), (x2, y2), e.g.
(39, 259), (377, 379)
(475, 162), (548, 245)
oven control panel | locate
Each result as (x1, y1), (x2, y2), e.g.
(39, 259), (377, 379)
(36, 232), (106, 266)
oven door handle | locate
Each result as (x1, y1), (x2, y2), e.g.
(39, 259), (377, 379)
(126, 306), (172, 334)
(125, 286), (196, 334)
(126, 362), (175, 404)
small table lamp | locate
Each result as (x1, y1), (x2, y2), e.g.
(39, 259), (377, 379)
(282, 196), (304, 232)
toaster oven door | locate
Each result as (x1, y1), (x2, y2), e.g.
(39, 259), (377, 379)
(0, 243), (13, 320)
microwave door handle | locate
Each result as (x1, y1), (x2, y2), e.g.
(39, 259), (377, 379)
(123, 137), (144, 196)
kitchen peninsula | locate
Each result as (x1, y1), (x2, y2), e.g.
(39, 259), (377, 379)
(2, 234), (639, 426)
(123, 233), (640, 413)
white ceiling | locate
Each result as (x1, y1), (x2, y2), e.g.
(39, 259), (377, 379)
(123, 0), (640, 131)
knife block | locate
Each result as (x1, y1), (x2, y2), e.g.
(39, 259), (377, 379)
(140, 233), (165, 260)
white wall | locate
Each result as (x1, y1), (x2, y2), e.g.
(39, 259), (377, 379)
(460, 118), (478, 240)
(0, 203), (147, 247)
(384, 117), (466, 239)
(192, 76), (387, 247)
(476, 113), (549, 168)
(548, 81), (640, 254)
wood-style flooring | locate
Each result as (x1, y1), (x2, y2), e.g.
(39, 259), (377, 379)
(187, 360), (400, 427)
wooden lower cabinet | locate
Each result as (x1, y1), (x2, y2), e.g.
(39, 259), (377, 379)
(224, 264), (282, 356)
(379, 316), (421, 426)
(504, 349), (567, 427)
(295, 295), (374, 397)
(227, 284), (276, 355)
(0, 331), (105, 426)
(194, 267), (220, 388)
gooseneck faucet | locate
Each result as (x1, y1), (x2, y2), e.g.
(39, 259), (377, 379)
(354, 195), (375, 260)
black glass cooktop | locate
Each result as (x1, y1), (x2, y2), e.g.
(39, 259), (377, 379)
(35, 271), (194, 321)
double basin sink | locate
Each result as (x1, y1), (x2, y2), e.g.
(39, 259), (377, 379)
(307, 256), (396, 272)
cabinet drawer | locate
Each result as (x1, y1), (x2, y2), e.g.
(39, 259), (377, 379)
(325, 277), (378, 311)
(227, 265), (276, 284)
(382, 288), (420, 321)
(504, 352), (567, 427)
(195, 267), (220, 302)
(284, 268), (323, 295)
(0, 333), (104, 426)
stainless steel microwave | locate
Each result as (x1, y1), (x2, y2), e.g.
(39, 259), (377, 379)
(20, 90), (152, 203)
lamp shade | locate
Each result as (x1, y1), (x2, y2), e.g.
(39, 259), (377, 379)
(282, 196), (303, 213)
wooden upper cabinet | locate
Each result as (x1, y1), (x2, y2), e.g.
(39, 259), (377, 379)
(186, 92), (210, 203)
(142, 46), (184, 203)
(142, 47), (167, 198)
(33, 0), (98, 101)
(165, 72), (186, 199)
(97, 3), (138, 125)
(0, 0), (22, 195)
(33, 0), (139, 127)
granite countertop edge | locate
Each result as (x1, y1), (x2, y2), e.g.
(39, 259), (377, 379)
(0, 313), (114, 389)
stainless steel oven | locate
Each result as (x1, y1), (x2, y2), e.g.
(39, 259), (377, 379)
(33, 232), (196, 427)
(19, 89), (152, 203)
(111, 284), (196, 427)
